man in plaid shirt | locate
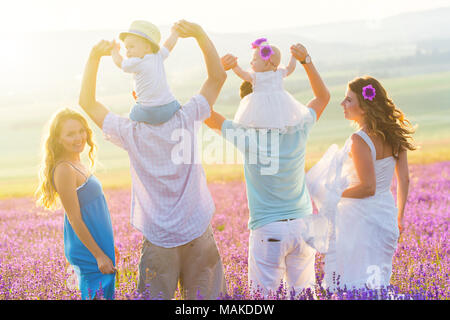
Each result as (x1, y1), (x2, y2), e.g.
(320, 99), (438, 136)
(79, 20), (227, 299)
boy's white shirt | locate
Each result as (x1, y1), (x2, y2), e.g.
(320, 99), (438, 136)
(121, 46), (176, 107)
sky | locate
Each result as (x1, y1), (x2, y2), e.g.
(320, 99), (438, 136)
(1, 0), (450, 34)
(0, 0), (449, 94)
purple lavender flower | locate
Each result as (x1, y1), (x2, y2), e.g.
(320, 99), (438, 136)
(0, 162), (448, 300)
(251, 37), (267, 48)
(362, 84), (376, 101)
(259, 45), (274, 61)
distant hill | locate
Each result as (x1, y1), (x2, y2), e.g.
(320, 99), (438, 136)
(1, 6), (449, 109)
(1, 8), (450, 183)
(270, 6), (450, 45)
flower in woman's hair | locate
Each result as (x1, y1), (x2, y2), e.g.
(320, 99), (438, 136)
(259, 45), (274, 61)
(362, 84), (376, 101)
(251, 38), (267, 48)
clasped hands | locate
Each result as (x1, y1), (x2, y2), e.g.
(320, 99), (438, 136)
(91, 20), (206, 57)
(221, 43), (309, 71)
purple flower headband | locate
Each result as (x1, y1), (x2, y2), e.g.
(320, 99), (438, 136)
(362, 84), (376, 101)
(251, 37), (274, 61)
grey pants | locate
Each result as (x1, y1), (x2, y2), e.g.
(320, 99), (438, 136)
(137, 224), (227, 299)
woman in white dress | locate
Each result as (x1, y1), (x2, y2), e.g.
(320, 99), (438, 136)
(305, 76), (416, 291)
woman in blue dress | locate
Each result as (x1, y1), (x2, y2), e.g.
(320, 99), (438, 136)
(36, 108), (116, 299)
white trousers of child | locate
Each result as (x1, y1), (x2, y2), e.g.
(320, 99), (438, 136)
(248, 218), (316, 297)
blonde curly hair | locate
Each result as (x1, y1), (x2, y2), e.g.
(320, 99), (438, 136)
(35, 108), (97, 210)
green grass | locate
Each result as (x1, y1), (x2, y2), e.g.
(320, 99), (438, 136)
(2, 144), (450, 200)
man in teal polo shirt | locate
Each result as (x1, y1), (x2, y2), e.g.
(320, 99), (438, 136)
(204, 43), (330, 296)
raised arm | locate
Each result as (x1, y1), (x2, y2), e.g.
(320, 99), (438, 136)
(204, 110), (226, 132)
(291, 43), (330, 120)
(54, 164), (115, 274)
(78, 40), (113, 129)
(283, 55), (297, 77)
(203, 54), (238, 131)
(174, 20), (226, 108)
(395, 149), (410, 234)
(111, 41), (123, 68)
(162, 26), (179, 52)
(341, 134), (376, 199)
(232, 63), (253, 83)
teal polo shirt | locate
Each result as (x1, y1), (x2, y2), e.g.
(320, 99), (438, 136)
(221, 108), (317, 230)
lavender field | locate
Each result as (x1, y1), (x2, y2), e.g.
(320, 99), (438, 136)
(0, 161), (448, 300)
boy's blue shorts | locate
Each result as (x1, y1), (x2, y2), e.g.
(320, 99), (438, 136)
(129, 100), (181, 125)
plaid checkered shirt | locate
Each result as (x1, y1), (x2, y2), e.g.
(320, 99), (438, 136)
(102, 94), (215, 248)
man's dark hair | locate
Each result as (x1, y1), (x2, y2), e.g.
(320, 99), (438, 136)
(239, 81), (253, 99)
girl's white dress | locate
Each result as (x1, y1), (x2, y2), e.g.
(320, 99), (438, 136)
(233, 69), (310, 130)
(301, 130), (399, 290)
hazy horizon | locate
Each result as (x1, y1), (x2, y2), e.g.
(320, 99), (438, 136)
(1, 1), (450, 187)
(2, 3), (450, 35)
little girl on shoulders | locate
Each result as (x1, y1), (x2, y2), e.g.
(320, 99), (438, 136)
(229, 38), (311, 131)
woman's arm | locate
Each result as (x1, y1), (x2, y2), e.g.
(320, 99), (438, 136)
(54, 163), (115, 274)
(291, 43), (330, 120)
(395, 149), (410, 234)
(341, 134), (377, 199)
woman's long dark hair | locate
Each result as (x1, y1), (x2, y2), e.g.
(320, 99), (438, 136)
(348, 76), (416, 158)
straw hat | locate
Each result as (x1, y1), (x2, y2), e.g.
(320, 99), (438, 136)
(119, 20), (161, 52)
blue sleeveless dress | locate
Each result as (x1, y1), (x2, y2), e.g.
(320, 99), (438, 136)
(62, 173), (116, 299)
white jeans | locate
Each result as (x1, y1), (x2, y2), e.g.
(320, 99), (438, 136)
(248, 219), (316, 296)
